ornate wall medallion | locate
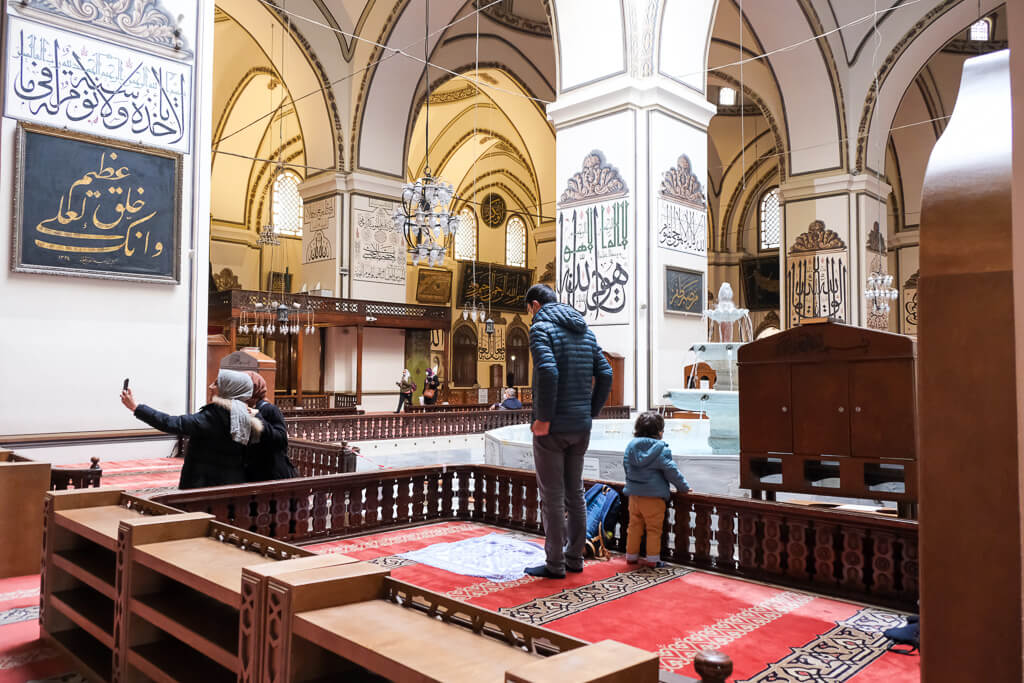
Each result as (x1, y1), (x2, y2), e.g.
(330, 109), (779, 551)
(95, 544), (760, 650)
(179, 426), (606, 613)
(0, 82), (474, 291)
(480, 193), (506, 228)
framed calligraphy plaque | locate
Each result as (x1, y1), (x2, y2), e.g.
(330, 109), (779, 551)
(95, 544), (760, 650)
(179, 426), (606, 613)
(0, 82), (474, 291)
(12, 123), (182, 283)
(416, 268), (453, 305)
(665, 267), (703, 315)
(5, 15), (193, 153)
(456, 263), (532, 312)
(739, 256), (780, 311)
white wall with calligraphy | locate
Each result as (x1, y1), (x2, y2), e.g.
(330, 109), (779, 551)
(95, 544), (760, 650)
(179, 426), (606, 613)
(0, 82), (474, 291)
(781, 193), (850, 329)
(5, 15), (193, 153)
(300, 194), (339, 295)
(897, 245), (919, 336)
(649, 110), (709, 409)
(0, 2), (213, 439)
(350, 193), (406, 302)
(555, 110), (637, 406)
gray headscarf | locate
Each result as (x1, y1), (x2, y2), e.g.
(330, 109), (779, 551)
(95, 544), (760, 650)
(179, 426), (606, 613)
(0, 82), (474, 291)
(217, 369), (254, 444)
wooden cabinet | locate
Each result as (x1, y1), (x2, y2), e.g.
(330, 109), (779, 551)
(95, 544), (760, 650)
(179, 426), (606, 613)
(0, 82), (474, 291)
(603, 351), (625, 407)
(738, 322), (918, 513)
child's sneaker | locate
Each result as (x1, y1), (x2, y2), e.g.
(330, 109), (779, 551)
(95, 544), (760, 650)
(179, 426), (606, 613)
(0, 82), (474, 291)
(639, 559), (665, 569)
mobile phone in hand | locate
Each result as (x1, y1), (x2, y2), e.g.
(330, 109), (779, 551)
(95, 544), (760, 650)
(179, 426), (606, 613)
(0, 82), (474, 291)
(123, 378), (130, 391)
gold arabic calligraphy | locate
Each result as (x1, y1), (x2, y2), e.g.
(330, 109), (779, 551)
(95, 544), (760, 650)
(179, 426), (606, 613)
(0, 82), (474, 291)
(34, 151), (163, 258)
(668, 276), (700, 311)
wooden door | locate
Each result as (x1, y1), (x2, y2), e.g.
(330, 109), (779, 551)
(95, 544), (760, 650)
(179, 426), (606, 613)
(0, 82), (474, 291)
(851, 359), (916, 460)
(738, 362), (792, 453)
(792, 362), (850, 456)
(490, 364), (504, 391)
(603, 351), (625, 406)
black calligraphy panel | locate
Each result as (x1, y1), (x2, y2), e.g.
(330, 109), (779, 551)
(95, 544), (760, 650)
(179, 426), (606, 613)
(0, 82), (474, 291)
(456, 263), (532, 312)
(13, 124), (181, 283)
(665, 267), (703, 314)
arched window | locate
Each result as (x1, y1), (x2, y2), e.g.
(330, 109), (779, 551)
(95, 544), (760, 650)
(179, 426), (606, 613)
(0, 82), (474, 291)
(969, 18), (990, 41)
(718, 87), (736, 106)
(452, 325), (478, 386)
(505, 215), (527, 268)
(455, 207), (477, 261)
(272, 170), (303, 236)
(759, 187), (780, 251)
(507, 327), (529, 387)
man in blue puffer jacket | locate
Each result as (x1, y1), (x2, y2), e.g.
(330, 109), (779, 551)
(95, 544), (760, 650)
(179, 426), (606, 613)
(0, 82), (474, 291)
(524, 284), (614, 578)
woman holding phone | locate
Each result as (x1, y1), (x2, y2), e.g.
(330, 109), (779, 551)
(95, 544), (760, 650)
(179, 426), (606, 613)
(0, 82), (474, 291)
(121, 369), (264, 489)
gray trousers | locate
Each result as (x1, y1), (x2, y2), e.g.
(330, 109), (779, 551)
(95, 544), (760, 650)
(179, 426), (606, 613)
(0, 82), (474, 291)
(532, 431), (591, 573)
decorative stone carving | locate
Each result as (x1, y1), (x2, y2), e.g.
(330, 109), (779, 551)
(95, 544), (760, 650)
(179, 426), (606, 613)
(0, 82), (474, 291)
(478, 1), (550, 36)
(429, 85), (479, 105)
(866, 221), (886, 253)
(213, 268), (240, 291)
(660, 155), (706, 208)
(23, 0), (187, 52)
(538, 261), (555, 284)
(559, 152), (628, 206)
(789, 220), (846, 254)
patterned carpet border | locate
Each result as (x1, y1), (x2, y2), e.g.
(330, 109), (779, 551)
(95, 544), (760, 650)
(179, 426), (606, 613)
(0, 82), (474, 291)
(498, 566), (691, 625)
(656, 591), (815, 672)
(737, 607), (907, 682)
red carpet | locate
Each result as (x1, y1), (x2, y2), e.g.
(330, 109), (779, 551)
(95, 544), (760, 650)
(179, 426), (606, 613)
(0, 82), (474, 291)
(58, 458), (182, 495)
(2, 521), (920, 681)
(309, 522), (921, 682)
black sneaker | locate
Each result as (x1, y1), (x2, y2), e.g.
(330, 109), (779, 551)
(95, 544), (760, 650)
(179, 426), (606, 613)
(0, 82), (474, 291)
(525, 565), (566, 579)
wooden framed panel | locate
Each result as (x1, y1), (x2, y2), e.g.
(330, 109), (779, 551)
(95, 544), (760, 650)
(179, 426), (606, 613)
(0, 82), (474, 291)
(851, 359), (917, 460)
(12, 123), (183, 284)
(738, 362), (792, 453)
(792, 362), (850, 456)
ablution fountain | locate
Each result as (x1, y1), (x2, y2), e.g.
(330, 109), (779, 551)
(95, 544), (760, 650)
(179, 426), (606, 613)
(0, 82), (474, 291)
(666, 282), (752, 453)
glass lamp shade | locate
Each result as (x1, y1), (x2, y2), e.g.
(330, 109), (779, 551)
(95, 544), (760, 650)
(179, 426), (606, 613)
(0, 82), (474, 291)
(485, 318), (495, 335)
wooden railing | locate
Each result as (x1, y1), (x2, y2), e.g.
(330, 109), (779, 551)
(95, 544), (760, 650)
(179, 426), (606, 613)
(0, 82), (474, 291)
(275, 393), (331, 409)
(285, 405), (632, 442)
(211, 290), (450, 328)
(154, 464), (918, 610)
(287, 438), (358, 476)
(406, 402), (533, 413)
(279, 406), (364, 418)
(4, 452), (102, 490)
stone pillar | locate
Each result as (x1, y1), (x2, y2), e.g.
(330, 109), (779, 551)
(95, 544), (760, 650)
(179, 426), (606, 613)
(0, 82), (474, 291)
(778, 174), (891, 329)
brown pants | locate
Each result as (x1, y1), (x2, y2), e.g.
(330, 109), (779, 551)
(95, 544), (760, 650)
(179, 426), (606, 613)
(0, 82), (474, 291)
(626, 496), (666, 561)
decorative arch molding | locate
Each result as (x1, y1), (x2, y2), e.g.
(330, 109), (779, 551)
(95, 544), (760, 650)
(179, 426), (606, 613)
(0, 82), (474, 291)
(720, 155), (777, 252)
(736, 169), (780, 253)
(261, 1), (345, 170)
(708, 129), (772, 198)
(458, 181), (536, 227)
(754, 310), (781, 338)
(708, 70), (787, 181)
(854, 0), (962, 174)
(458, 168), (540, 213)
(424, 126), (539, 202)
(213, 66), (279, 148)
(246, 138), (303, 231)
(309, 0), (377, 63)
(796, 0), (849, 171)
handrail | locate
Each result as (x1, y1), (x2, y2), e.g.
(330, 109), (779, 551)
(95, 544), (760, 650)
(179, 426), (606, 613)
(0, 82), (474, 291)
(154, 463), (918, 610)
(284, 406), (631, 442)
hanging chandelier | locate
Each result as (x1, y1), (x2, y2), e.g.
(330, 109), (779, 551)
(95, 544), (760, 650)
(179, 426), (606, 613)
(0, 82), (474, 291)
(391, 0), (457, 267)
(864, 273), (898, 315)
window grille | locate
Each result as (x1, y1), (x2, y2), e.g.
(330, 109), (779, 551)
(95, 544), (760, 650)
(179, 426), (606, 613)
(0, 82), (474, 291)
(969, 19), (989, 41)
(272, 170), (303, 236)
(455, 207), (477, 261)
(759, 187), (780, 251)
(719, 87), (736, 106)
(505, 215), (527, 268)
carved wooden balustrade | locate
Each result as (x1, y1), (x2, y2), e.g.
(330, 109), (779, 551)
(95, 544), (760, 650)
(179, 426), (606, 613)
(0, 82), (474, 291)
(275, 393), (332, 410)
(154, 464), (918, 610)
(406, 402), (533, 413)
(279, 406), (364, 418)
(4, 452), (102, 490)
(285, 405), (631, 442)
(287, 438), (358, 476)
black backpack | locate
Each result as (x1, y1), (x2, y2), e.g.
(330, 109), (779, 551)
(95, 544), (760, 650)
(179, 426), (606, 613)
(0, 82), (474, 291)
(883, 616), (919, 655)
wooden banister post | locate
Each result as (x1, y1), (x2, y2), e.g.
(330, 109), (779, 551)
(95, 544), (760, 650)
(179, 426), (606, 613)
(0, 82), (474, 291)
(694, 649), (732, 683)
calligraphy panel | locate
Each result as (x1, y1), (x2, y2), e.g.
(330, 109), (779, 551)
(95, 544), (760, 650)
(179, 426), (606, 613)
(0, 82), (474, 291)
(456, 263), (532, 312)
(657, 198), (707, 255)
(786, 251), (849, 326)
(352, 195), (404, 285)
(557, 198), (631, 325)
(12, 123), (181, 283)
(665, 267), (703, 315)
(302, 196), (334, 264)
(5, 16), (193, 153)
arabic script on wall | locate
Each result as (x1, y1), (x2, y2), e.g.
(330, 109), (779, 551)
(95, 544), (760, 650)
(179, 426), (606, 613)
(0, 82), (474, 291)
(557, 198), (631, 325)
(352, 195), (404, 285)
(5, 16), (192, 153)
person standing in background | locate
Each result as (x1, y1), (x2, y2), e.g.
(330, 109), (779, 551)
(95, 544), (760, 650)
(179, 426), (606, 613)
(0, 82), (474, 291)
(395, 369), (416, 413)
(524, 284), (613, 579)
(422, 367), (441, 405)
(244, 371), (297, 481)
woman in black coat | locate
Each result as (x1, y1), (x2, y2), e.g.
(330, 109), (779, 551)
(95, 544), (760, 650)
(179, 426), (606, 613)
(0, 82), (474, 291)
(244, 371), (297, 481)
(121, 370), (263, 489)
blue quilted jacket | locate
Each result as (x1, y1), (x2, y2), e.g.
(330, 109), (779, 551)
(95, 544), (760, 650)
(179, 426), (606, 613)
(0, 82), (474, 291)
(623, 437), (691, 499)
(530, 303), (614, 434)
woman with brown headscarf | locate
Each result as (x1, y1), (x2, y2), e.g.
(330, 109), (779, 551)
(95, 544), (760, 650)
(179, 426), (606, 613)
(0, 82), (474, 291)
(244, 372), (297, 481)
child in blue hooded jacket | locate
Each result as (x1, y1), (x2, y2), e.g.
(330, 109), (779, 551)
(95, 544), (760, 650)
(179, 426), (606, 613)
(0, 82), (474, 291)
(623, 411), (692, 567)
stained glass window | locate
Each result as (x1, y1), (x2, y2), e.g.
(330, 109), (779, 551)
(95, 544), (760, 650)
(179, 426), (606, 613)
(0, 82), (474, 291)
(759, 187), (780, 251)
(970, 19), (989, 41)
(455, 207), (477, 261)
(272, 170), (303, 236)
(505, 215), (526, 268)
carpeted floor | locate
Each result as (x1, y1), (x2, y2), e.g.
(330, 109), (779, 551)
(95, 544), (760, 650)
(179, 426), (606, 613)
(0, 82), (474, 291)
(306, 522), (921, 682)
(57, 459), (182, 497)
(2, 520), (921, 682)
